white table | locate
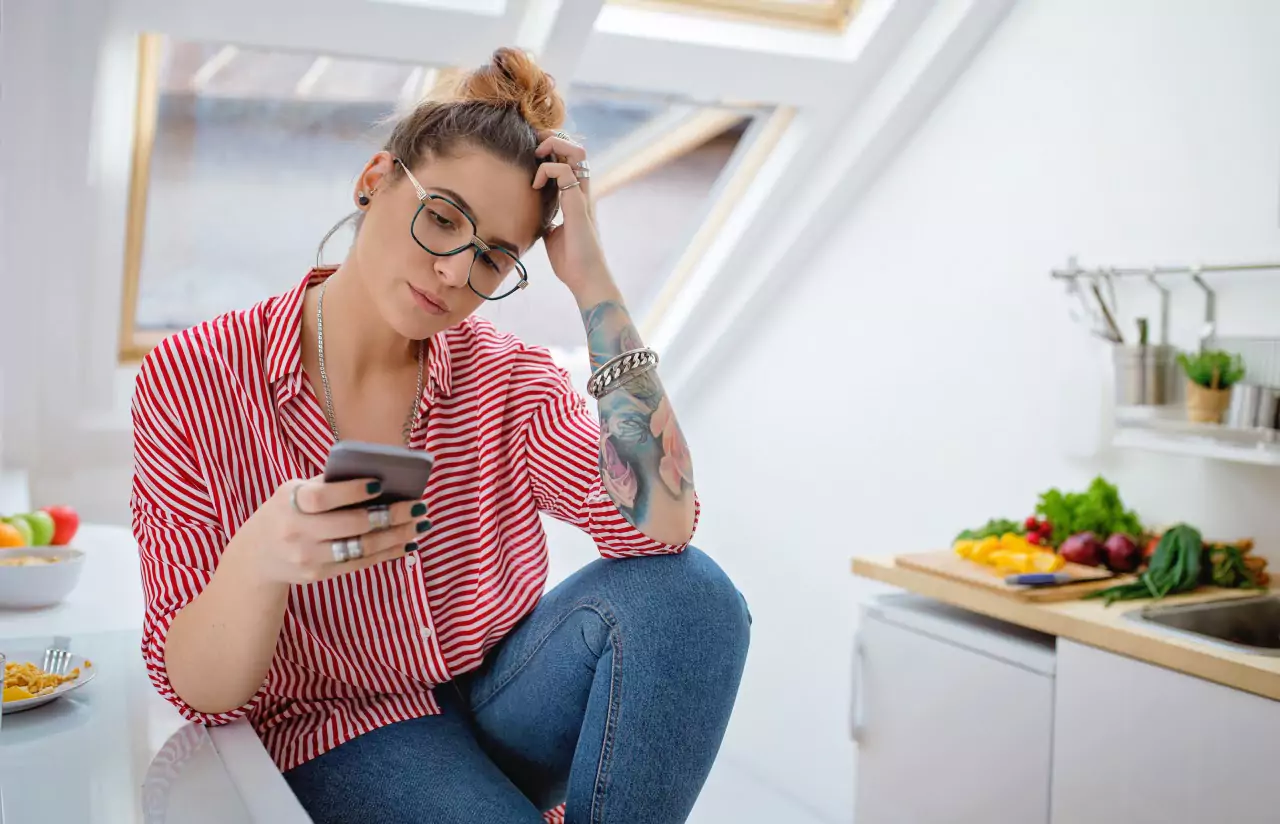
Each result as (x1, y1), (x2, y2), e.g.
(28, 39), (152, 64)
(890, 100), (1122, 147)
(0, 524), (145, 638)
(0, 525), (309, 823)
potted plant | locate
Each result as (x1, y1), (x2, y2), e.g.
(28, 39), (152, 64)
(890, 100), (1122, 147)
(1176, 349), (1245, 424)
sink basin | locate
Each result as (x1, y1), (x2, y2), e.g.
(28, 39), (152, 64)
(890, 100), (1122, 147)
(1125, 595), (1280, 656)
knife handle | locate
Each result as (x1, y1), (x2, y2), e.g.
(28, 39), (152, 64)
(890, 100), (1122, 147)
(1005, 573), (1072, 586)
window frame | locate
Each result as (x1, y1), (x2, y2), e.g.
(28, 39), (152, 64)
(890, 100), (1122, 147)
(609, 0), (860, 31)
(117, 33), (163, 363)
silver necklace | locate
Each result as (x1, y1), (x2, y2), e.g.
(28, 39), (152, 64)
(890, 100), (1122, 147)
(317, 280), (425, 444)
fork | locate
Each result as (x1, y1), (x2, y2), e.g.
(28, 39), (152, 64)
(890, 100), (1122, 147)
(42, 635), (72, 678)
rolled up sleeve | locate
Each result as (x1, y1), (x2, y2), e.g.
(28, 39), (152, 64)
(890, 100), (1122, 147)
(132, 355), (265, 725)
(521, 366), (699, 559)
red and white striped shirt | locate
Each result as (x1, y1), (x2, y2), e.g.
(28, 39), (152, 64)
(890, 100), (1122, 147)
(132, 269), (696, 780)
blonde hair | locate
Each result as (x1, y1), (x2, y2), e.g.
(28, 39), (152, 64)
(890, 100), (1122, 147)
(317, 47), (567, 265)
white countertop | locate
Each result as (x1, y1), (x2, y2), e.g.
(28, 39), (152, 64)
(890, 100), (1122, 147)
(0, 629), (308, 824)
(0, 525), (308, 823)
(0, 524), (145, 638)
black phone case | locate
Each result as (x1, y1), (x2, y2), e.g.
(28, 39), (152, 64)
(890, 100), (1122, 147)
(323, 441), (434, 509)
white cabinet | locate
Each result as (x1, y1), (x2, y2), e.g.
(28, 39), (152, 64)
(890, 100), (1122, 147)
(1051, 640), (1280, 824)
(853, 595), (1056, 824)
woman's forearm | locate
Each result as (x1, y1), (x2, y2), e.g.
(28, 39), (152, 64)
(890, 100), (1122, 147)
(163, 535), (290, 715)
(579, 289), (696, 545)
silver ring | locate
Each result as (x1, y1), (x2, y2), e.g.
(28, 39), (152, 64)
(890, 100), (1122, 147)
(554, 130), (572, 141)
(573, 168), (590, 180)
(291, 485), (306, 514)
(345, 537), (364, 560)
(367, 505), (392, 531)
(330, 540), (350, 563)
(559, 181), (581, 191)
(574, 159), (590, 172)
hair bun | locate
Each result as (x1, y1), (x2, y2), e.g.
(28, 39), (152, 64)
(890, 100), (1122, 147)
(456, 47), (566, 131)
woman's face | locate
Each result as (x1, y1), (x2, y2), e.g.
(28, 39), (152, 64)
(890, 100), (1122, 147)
(351, 148), (544, 340)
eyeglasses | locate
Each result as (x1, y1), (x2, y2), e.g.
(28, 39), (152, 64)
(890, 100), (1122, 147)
(394, 158), (528, 301)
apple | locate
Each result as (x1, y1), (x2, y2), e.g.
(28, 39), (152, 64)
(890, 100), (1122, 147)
(41, 505), (80, 545)
(20, 511), (55, 546)
(2, 516), (33, 546)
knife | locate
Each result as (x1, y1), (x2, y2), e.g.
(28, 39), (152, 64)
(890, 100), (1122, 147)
(1005, 572), (1077, 587)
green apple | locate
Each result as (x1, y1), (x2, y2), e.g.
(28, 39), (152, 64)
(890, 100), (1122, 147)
(19, 511), (55, 546)
(3, 516), (33, 546)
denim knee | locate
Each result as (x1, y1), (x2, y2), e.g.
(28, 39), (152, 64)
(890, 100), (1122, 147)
(641, 547), (751, 646)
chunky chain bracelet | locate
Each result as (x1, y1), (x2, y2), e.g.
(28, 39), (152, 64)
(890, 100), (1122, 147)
(586, 348), (660, 399)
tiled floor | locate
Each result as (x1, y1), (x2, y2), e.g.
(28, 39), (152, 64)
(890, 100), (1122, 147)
(690, 757), (830, 824)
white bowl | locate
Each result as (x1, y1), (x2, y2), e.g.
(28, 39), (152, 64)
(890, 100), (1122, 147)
(0, 546), (86, 608)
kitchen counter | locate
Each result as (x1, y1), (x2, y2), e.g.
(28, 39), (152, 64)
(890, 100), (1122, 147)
(1, 525), (307, 822)
(852, 555), (1280, 702)
(0, 629), (309, 823)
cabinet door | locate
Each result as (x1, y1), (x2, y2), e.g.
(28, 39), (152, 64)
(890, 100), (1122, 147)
(854, 614), (1053, 824)
(1051, 640), (1280, 824)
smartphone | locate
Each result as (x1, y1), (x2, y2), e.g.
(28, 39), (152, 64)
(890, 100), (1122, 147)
(323, 441), (434, 509)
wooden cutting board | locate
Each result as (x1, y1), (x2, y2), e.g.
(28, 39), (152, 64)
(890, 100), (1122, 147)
(895, 550), (1120, 603)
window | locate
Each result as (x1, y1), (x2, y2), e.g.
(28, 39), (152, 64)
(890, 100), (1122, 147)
(119, 34), (441, 359)
(118, 35), (785, 360)
(475, 85), (757, 352)
(609, 0), (860, 31)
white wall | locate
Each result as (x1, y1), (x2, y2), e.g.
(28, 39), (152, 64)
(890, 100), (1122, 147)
(682, 1), (1280, 820)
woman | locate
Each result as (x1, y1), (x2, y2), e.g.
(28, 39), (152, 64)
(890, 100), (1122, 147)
(131, 47), (749, 824)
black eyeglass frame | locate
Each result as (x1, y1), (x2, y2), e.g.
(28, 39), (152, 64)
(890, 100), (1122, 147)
(394, 157), (528, 301)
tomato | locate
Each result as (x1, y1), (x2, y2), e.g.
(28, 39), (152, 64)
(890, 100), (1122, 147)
(41, 505), (80, 546)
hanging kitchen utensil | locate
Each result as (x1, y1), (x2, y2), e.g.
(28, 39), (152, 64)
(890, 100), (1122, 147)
(1090, 279), (1124, 343)
(1190, 268), (1217, 350)
(1066, 273), (1108, 340)
(1146, 271), (1170, 345)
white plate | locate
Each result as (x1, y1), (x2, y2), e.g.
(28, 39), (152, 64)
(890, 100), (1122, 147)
(2, 651), (96, 714)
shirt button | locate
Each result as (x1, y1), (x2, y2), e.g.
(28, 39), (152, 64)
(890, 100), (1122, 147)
(421, 626), (434, 640)
(405, 553), (419, 568)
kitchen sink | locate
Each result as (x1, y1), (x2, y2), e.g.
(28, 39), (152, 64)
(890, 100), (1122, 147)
(1125, 595), (1280, 656)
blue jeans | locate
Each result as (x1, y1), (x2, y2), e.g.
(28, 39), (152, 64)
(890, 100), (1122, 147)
(284, 547), (751, 824)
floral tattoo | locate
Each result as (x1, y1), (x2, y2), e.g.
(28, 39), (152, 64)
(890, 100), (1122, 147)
(582, 300), (694, 527)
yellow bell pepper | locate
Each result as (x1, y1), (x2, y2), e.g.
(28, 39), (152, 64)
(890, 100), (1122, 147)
(1001, 534), (1032, 553)
(1031, 551), (1065, 573)
(970, 536), (1000, 563)
(990, 550), (1032, 574)
(953, 539), (977, 559)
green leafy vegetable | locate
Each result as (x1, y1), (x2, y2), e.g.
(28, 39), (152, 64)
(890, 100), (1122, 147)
(1177, 349), (1245, 390)
(955, 518), (1025, 543)
(1085, 524), (1204, 606)
(1034, 476), (1143, 547)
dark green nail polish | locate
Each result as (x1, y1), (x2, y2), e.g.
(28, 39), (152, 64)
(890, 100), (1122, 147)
(416, 519), (432, 533)
(411, 503), (427, 517)
(366, 481), (382, 495)
(404, 542), (419, 553)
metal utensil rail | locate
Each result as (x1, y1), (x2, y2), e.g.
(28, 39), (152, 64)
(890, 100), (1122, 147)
(1051, 256), (1280, 349)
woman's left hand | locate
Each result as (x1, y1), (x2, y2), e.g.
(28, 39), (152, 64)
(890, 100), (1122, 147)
(533, 130), (617, 302)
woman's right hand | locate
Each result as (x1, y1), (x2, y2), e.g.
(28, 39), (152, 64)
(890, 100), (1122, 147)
(235, 478), (430, 586)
